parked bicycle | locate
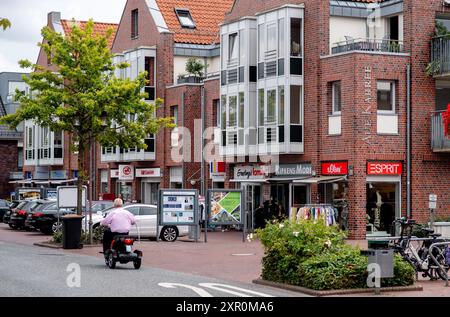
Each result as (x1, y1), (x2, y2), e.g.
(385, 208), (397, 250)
(390, 217), (449, 280)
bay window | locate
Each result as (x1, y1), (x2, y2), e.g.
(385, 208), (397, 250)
(290, 85), (303, 142)
(228, 96), (237, 127)
(229, 33), (238, 61)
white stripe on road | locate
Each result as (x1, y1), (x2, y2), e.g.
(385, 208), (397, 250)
(158, 283), (213, 297)
(199, 283), (274, 297)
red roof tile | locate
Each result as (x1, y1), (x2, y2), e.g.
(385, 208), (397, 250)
(155, 0), (234, 45)
(60, 20), (118, 48)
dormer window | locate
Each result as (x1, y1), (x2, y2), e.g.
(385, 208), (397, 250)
(175, 9), (195, 29)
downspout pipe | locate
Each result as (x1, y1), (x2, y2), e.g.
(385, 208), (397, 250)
(406, 64), (411, 218)
(182, 91), (185, 189)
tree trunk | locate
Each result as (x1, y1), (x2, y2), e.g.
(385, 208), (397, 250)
(77, 139), (86, 216)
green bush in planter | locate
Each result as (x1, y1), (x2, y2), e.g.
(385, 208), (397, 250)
(257, 220), (416, 290)
(51, 230), (62, 244)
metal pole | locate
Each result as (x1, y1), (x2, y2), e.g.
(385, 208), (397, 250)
(89, 135), (93, 245)
(200, 86), (206, 197)
(406, 64), (411, 218)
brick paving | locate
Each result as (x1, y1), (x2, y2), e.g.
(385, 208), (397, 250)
(1, 223), (449, 296)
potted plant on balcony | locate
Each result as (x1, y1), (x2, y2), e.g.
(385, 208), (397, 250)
(177, 58), (206, 84)
(427, 22), (450, 76)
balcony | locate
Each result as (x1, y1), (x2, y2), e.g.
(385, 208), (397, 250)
(431, 111), (450, 152)
(101, 146), (155, 163)
(332, 38), (404, 55)
(430, 36), (450, 77)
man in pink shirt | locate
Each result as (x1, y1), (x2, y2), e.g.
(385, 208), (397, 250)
(101, 198), (136, 252)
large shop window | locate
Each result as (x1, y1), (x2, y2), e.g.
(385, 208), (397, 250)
(290, 85), (303, 142)
(366, 182), (397, 235)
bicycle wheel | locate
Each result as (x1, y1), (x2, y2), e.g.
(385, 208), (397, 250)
(430, 246), (449, 281)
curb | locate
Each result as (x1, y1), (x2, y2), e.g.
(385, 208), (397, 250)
(252, 279), (423, 296)
(33, 242), (102, 249)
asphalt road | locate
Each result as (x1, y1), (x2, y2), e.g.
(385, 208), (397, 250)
(0, 242), (304, 297)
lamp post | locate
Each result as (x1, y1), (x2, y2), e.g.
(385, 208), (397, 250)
(88, 111), (108, 245)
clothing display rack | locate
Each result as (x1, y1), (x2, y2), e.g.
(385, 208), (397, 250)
(291, 204), (338, 226)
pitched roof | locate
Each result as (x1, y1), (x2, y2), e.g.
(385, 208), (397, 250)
(154, 0), (234, 45)
(60, 20), (118, 48)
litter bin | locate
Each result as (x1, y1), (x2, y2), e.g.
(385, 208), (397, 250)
(62, 214), (84, 249)
(367, 249), (394, 278)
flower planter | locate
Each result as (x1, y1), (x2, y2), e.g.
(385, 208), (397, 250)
(432, 222), (450, 238)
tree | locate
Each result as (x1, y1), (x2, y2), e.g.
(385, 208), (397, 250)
(0, 20), (174, 215)
(0, 18), (11, 30)
(185, 57), (205, 78)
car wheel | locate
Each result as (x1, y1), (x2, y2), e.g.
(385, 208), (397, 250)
(160, 226), (178, 242)
(8, 224), (14, 229)
(52, 222), (62, 233)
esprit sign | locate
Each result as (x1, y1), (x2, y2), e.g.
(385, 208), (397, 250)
(367, 162), (402, 175)
(136, 168), (161, 178)
(119, 165), (134, 181)
(322, 162), (348, 175)
(234, 166), (266, 180)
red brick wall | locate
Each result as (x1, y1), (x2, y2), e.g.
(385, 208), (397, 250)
(0, 141), (18, 199)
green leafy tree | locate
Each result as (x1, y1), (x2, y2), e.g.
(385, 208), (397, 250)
(185, 57), (205, 77)
(0, 18), (11, 30)
(0, 20), (173, 214)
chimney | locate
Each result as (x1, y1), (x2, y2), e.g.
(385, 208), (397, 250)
(48, 12), (61, 25)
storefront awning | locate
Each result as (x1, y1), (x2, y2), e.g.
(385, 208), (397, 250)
(266, 176), (312, 182)
(9, 179), (33, 185)
(293, 176), (347, 184)
(229, 179), (268, 183)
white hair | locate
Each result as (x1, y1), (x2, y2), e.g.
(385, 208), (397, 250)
(114, 198), (123, 207)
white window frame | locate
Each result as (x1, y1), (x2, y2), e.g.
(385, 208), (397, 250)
(377, 81), (396, 114)
(175, 9), (196, 29)
(332, 81), (342, 115)
(228, 33), (238, 61)
(267, 23), (277, 53)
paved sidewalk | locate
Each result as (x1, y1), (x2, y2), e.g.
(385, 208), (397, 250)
(1, 223), (449, 296)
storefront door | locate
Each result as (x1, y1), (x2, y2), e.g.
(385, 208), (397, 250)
(366, 178), (401, 236)
(270, 184), (290, 219)
(243, 184), (262, 232)
(142, 182), (159, 205)
(116, 182), (132, 202)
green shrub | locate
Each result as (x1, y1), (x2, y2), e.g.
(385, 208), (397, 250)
(51, 230), (62, 244)
(257, 220), (416, 290)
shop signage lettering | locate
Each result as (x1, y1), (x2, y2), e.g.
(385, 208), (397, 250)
(322, 162), (348, 175)
(136, 168), (161, 178)
(119, 165), (135, 181)
(234, 166), (266, 180)
(110, 170), (119, 179)
(50, 170), (67, 180)
(275, 164), (312, 176)
(362, 66), (372, 145)
(367, 162), (402, 175)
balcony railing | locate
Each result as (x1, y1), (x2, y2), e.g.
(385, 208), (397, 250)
(332, 38), (404, 55)
(431, 111), (450, 152)
(431, 36), (450, 77)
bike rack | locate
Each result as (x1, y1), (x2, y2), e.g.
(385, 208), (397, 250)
(428, 241), (450, 287)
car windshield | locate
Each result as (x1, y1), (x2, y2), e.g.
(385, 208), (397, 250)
(15, 201), (27, 210)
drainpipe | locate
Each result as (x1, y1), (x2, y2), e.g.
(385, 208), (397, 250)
(201, 86), (206, 196)
(406, 64), (411, 218)
(182, 91), (185, 188)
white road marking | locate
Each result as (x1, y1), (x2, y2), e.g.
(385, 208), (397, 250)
(199, 283), (274, 297)
(158, 283), (213, 297)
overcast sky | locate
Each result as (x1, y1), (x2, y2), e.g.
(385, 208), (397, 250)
(0, 0), (127, 73)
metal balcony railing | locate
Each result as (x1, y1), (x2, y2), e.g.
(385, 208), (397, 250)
(431, 111), (450, 152)
(431, 36), (450, 76)
(332, 38), (404, 55)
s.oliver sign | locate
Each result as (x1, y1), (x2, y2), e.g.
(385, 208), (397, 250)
(322, 162), (348, 175)
(136, 168), (161, 178)
(367, 162), (402, 175)
(119, 165), (134, 181)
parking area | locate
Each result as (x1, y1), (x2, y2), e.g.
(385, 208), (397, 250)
(1, 222), (449, 296)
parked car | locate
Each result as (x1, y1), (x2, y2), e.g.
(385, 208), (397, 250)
(9, 200), (47, 230)
(93, 204), (189, 242)
(0, 199), (11, 221)
(25, 201), (76, 235)
(3, 201), (26, 226)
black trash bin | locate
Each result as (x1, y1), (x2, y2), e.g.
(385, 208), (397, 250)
(62, 214), (84, 249)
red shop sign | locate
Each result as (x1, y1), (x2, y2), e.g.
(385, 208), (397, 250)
(367, 162), (402, 175)
(321, 162), (348, 175)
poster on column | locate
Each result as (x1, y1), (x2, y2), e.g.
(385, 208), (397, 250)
(208, 190), (243, 225)
(160, 190), (197, 225)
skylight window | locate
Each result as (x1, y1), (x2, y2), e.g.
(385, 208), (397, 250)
(175, 8), (196, 28)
